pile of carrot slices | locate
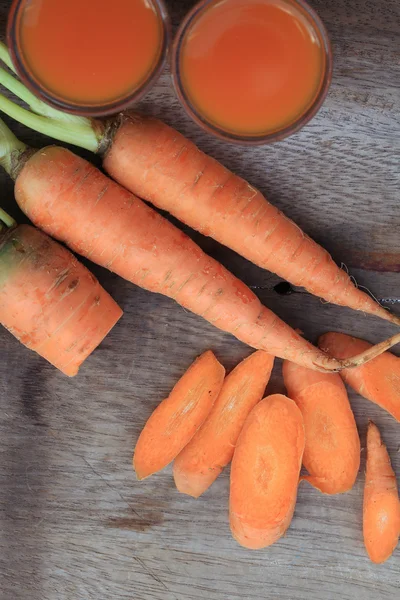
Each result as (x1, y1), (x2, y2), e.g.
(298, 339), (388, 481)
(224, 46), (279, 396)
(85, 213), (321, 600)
(134, 335), (400, 564)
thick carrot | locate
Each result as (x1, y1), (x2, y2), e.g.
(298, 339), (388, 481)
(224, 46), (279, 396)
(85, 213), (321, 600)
(230, 394), (305, 549)
(363, 421), (400, 564)
(174, 350), (274, 497)
(0, 118), (353, 373)
(0, 63), (397, 327)
(0, 210), (122, 376)
(283, 361), (360, 494)
(319, 332), (400, 422)
(133, 351), (225, 480)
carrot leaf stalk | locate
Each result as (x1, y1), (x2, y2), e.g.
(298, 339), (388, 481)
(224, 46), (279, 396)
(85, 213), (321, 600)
(0, 206), (16, 231)
(0, 41), (15, 73)
(0, 115), (27, 178)
(0, 91), (99, 151)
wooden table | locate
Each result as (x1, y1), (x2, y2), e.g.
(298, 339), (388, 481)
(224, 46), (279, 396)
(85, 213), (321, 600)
(1, 1), (399, 598)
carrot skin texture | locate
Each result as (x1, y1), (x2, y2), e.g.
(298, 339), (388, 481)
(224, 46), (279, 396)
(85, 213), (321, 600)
(363, 422), (400, 564)
(0, 224), (122, 376)
(319, 332), (400, 422)
(103, 113), (393, 324)
(14, 146), (340, 372)
(174, 350), (274, 497)
(283, 361), (360, 494)
(229, 394), (305, 549)
(133, 351), (225, 480)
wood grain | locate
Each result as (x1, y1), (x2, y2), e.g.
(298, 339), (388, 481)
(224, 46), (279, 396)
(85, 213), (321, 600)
(1, 0), (400, 599)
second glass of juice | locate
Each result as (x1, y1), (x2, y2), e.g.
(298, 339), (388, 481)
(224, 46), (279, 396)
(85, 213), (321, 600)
(172, 0), (332, 144)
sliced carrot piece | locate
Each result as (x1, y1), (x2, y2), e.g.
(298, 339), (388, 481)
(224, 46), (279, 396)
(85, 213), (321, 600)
(319, 332), (400, 422)
(174, 350), (274, 497)
(363, 421), (400, 564)
(283, 361), (360, 494)
(230, 394), (305, 549)
(133, 351), (225, 480)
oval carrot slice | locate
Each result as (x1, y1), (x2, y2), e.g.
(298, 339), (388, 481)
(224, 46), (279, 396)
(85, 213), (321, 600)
(230, 394), (305, 549)
(283, 361), (360, 494)
(363, 421), (400, 564)
(319, 332), (400, 422)
(174, 350), (274, 497)
(133, 351), (225, 480)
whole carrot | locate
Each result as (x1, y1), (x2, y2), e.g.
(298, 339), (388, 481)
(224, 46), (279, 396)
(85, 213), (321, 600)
(230, 394), (305, 549)
(283, 361), (360, 494)
(174, 350), (274, 497)
(0, 57), (396, 326)
(0, 208), (122, 376)
(319, 332), (400, 421)
(0, 118), (351, 372)
(104, 114), (392, 323)
(363, 422), (400, 564)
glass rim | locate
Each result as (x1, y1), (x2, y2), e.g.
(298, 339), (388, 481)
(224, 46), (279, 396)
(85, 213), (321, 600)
(171, 0), (333, 146)
(7, 0), (171, 117)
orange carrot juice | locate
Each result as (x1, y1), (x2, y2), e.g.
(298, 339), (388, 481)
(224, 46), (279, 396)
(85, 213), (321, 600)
(177, 0), (328, 137)
(14, 0), (164, 105)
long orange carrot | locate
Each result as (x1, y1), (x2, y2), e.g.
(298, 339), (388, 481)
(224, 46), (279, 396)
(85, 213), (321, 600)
(133, 351), (225, 480)
(230, 394), (305, 549)
(363, 421), (400, 564)
(319, 332), (400, 422)
(0, 118), (356, 373)
(0, 209), (122, 376)
(0, 61), (397, 327)
(283, 361), (360, 494)
(174, 350), (274, 497)
(104, 114), (395, 322)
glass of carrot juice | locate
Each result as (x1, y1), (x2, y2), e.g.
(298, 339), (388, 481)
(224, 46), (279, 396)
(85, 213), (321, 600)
(7, 0), (171, 116)
(172, 0), (332, 144)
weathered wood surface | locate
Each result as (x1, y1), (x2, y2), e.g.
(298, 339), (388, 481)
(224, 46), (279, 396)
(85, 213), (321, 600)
(1, 0), (399, 598)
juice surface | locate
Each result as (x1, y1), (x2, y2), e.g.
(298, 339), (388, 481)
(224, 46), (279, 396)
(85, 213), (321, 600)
(179, 0), (326, 136)
(18, 0), (163, 104)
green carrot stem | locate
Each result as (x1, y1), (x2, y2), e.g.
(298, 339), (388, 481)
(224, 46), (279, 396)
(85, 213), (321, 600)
(0, 65), (88, 126)
(0, 116), (27, 176)
(0, 92), (99, 152)
(0, 206), (16, 230)
(0, 42), (16, 73)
